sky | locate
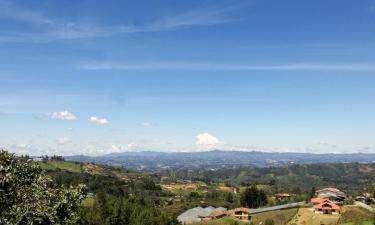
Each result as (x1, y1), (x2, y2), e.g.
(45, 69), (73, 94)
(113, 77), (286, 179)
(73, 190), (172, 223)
(1, 0), (375, 156)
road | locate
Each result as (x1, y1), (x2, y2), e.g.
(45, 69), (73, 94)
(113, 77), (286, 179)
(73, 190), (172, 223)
(354, 201), (375, 212)
(250, 202), (308, 214)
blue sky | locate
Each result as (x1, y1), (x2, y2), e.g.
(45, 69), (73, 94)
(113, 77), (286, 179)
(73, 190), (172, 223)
(1, 0), (375, 155)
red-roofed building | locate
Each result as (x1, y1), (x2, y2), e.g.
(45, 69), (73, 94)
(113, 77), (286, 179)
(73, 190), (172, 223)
(311, 198), (341, 214)
(310, 197), (329, 205)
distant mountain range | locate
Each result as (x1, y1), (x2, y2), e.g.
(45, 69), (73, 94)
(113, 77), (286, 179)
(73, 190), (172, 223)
(65, 150), (375, 171)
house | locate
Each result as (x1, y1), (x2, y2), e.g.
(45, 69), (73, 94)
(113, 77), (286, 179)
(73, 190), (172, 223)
(311, 197), (329, 205)
(315, 187), (346, 204)
(207, 210), (231, 220)
(177, 206), (227, 224)
(232, 207), (250, 221)
(274, 193), (292, 201)
(355, 196), (372, 205)
(311, 198), (341, 214)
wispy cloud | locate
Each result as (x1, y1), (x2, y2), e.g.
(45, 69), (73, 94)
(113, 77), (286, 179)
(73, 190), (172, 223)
(79, 62), (375, 72)
(56, 137), (72, 145)
(0, 0), (53, 25)
(0, 1), (242, 43)
(89, 116), (109, 125)
(142, 122), (153, 127)
(47, 111), (77, 120)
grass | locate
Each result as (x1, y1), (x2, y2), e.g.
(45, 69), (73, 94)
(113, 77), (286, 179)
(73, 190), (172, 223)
(251, 208), (299, 225)
(289, 208), (340, 225)
(339, 222), (374, 225)
(338, 206), (374, 225)
(190, 217), (250, 225)
(81, 198), (95, 207)
(38, 160), (82, 173)
(189, 208), (299, 225)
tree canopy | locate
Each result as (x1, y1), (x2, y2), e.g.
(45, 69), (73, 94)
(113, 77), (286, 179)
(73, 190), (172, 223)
(0, 150), (86, 225)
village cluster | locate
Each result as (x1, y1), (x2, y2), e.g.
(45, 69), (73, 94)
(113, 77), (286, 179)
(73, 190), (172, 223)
(177, 187), (374, 224)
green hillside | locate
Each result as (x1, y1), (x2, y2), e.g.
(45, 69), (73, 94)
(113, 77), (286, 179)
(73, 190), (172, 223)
(38, 160), (82, 172)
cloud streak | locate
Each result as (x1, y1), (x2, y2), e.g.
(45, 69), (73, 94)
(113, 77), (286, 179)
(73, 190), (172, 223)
(0, 1), (241, 43)
(79, 62), (375, 72)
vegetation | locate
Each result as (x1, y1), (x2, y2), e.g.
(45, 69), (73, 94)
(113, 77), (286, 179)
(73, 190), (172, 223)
(338, 206), (375, 225)
(0, 150), (86, 225)
(240, 185), (267, 208)
(163, 163), (375, 194)
(3, 149), (375, 225)
(251, 208), (298, 225)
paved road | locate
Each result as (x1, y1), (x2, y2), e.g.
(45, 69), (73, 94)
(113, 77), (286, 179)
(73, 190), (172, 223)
(250, 202), (308, 214)
(354, 201), (375, 212)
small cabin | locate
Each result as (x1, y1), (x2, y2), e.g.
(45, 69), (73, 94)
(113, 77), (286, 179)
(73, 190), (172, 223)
(232, 208), (250, 221)
(274, 193), (292, 201)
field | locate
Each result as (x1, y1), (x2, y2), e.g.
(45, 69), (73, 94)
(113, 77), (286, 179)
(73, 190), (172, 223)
(38, 160), (82, 172)
(189, 206), (375, 225)
(337, 206), (374, 224)
(288, 208), (340, 225)
(190, 217), (250, 225)
(252, 208), (299, 225)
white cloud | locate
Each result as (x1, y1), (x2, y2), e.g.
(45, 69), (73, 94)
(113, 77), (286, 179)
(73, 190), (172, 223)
(56, 137), (71, 145)
(47, 111), (77, 120)
(196, 133), (222, 150)
(89, 116), (109, 125)
(110, 143), (138, 153)
(81, 143), (139, 156)
(5, 143), (35, 155)
(142, 122), (152, 127)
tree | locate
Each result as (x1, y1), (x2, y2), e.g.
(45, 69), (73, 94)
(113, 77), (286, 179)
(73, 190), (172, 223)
(264, 218), (275, 225)
(240, 185), (268, 208)
(0, 150), (86, 225)
(226, 192), (234, 203)
(309, 186), (316, 198)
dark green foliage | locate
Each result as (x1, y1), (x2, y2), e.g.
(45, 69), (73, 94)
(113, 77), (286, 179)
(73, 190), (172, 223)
(240, 185), (268, 208)
(264, 218), (275, 225)
(79, 193), (180, 225)
(225, 192), (234, 203)
(165, 163), (375, 194)
(0, 150), (86, 225)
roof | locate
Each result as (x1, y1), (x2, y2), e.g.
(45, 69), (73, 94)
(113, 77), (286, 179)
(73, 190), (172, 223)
(177, 206), (227, 224)
(274, 193), (291, 197)
(314, 201), (341, 211)
(311, 197), (329, 204)
(316, 187), (341, 193)
(209, 210), (230, 218)
(233, 207), (250, 213)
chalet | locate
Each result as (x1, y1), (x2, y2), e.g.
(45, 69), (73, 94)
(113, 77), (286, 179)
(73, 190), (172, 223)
(232, 207), (250, 221)
(274, 193), (292, 201)
(311, 198), (341, 214)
